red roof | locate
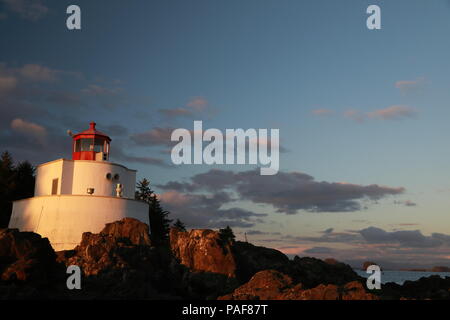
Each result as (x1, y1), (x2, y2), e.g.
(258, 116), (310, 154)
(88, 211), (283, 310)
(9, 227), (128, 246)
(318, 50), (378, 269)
(72, 122), (111, 141)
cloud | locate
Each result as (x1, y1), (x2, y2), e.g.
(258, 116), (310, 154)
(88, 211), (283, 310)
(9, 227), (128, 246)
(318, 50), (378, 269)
(303, 247), (335, 254)
(158, 169), (405, 214)
(244, 230), (281, 236)
(0, 76), (17, 94)
(284, 230), (362, 244)
(10, 118), (47, 146)
(359, 227), (445, 248)
(81, 84), (123, 96)
(367, 105), (416, 120)
(344, 105), (417, 122)
(311, 109), (333, 116)
(111, 143), (171, 168)
(159, 190), (266, 228)
(1, 0), (48, 21)
(158, 97), (211, 119)
(130, 127), (176, 147)
(0, 62), (168, 168)
(394, 200), (417, 207)
(186, 97), (208, 111)
(273, 226), (450, 268)
(18, 64), (58, 82)
(395, 77), (425, 94)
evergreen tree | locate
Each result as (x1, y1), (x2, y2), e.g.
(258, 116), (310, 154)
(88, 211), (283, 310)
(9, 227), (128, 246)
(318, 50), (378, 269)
(219, 225), (235, 244)
(173, 218), (187, 232)
(0, 152), (35, 227)
(136, 178), (172, 246)
(13, 161), (35, 200)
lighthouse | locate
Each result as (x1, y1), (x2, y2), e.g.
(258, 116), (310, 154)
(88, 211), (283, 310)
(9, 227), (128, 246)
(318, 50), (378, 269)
(8, 122), (149, 251)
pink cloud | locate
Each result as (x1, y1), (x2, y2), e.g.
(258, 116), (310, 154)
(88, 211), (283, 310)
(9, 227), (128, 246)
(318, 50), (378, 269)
(10, 118), (47, 145)
(311, 108), (333, 116)
(367, 105), (416, 120)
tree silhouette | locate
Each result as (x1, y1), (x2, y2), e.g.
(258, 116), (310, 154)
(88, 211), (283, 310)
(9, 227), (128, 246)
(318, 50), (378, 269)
(0, 151), (35, 227)
(173, 219), (187, 232)
(136, 178), (172, 246)
(219, 225), (235, 244)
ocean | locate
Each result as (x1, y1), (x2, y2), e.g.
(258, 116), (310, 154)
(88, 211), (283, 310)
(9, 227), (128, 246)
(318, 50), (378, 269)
(355, 269), (450, 285)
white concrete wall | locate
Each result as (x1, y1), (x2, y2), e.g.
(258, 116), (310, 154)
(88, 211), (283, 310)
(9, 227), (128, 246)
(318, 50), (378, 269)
(34, 159), (63, 196)
(9, 195), (149, 251)
(35, 159), (137, 199)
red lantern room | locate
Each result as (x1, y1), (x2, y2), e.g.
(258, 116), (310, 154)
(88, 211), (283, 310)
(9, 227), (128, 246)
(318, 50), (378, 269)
(72, 122), (111, 161)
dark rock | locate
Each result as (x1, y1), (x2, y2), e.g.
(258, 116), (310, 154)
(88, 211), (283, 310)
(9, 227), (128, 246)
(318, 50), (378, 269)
(281, 256), (362, 289)
(219, 270), (378, 300)
(232, 241), (290, 283)
(219, 270), (292, 300)
(382, 275), (450, 300)
(0, 228), (59, 286)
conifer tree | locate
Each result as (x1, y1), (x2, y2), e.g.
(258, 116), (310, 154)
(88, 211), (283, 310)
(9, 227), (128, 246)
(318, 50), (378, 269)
(219, 225), (235, 244)
(136, 178), (172, 246)
(0, 152), (35, 227)
(173, 218), (187, 232)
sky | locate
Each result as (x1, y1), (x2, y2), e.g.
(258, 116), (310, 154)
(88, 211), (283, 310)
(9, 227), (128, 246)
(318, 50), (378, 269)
(1, 0), (450, 269)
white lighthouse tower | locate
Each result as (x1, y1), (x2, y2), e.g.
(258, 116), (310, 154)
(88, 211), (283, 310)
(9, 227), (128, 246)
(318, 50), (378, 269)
(8, 122), (149, 251)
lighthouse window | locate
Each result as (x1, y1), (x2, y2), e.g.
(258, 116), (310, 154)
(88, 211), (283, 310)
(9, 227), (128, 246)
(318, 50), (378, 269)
(93, 138), (105, 153)
(75, 139), (94, 152)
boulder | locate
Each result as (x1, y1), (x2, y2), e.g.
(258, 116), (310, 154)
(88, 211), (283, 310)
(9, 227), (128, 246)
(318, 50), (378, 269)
(59, 218), (153, 276)
(281, 256), (362, 288)
(0, 228), (58, 285)
(219, 270), (292, 300)
(219, 270), (378, 300)
(232, 241), (290, 283)
(170, 228), (236, 278)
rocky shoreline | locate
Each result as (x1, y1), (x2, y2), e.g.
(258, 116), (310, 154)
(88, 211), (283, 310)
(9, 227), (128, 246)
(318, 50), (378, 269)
(1, 218), (449, 300)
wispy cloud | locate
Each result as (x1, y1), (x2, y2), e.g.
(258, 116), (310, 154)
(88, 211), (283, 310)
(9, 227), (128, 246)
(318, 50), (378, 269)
(344, 105), (417, 122)
(395, 77), (426, 94)
(158, 96), (213, 119)
(10, 118), (47, 146)
(0, 0), (48, 21)
(367, 105), (417, 120)
(311, 108), (333, 116)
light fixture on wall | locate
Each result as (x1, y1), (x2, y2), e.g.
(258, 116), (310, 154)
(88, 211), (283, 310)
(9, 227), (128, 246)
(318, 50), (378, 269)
(87, 188), (95, 195)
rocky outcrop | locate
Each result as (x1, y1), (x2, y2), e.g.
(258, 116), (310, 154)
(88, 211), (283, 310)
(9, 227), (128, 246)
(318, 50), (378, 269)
(219, 270), (293, 300)
(280, 256), (362, 289)
(1, 220), (449, 300)
(55, 218), (185, 299)
(232, 241), (290, 283)
(219, 270), (378, 300)
(382, 275), (450, 300)
(0, 228), (59, 285)
(170, 228), (236, 278)
(58, 218), (152, 276)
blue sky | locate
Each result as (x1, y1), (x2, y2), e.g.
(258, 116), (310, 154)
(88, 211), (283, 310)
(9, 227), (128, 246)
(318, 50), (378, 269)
(1, 0), (450, 268)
